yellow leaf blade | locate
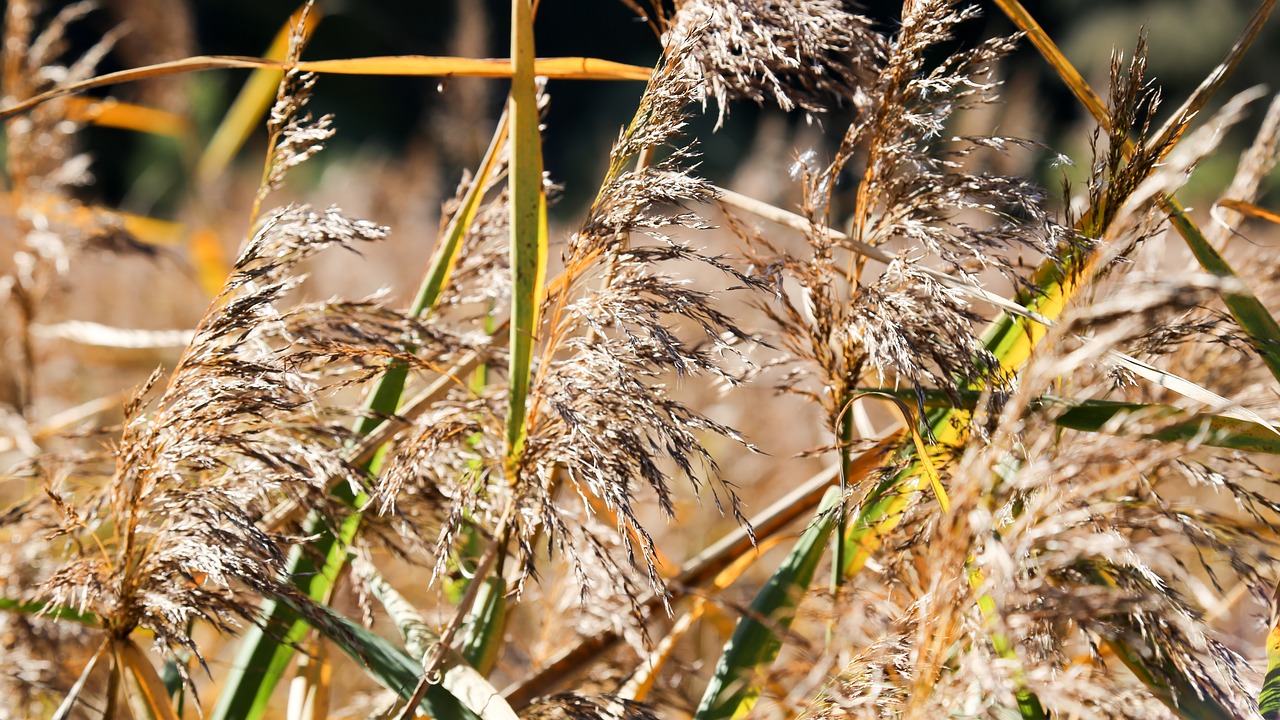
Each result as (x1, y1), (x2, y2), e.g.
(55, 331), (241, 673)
(1219, 198), (1280, 226)
(297, 55), (652, 80)
(65, 97), (189, 137)
(118, 639), (180, 720)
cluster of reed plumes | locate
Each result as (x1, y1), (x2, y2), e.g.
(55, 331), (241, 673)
(3, 0), (1280, 718)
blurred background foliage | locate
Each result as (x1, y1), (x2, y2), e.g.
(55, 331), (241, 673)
(33, 0), (1280, 221)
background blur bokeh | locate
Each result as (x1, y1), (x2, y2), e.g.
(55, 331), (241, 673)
(43, 0), (1280, 216)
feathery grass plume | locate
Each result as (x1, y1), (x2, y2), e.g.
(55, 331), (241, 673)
(748, 0), (1075, 441)
(4, 0), (1280, 714)
(0, 489), (103, 717)
(251, 4), (328, 222)
(795, 272), (1276, 718)
(371, 124), (515, 527)
(695, 6), (1076, 713)
(17, 32), (449, 698)
(0, 3), (138, 707)
(518, 29), (769, 611)
(738, 16), (1272, 719)
(32, 200), (394, 661)
(3, 1), (127, 191)
(1077, 37), (1161, 238)
(377, 382), (503, 567)
(0, 1), (139, 413)
(835, 5), (1072, 402)
(665, 0), (883, 123)
(379, 23), (768, 640)
(1077, 83), (1265, 392)
(946, 288), (1276, 718)
(859, 77), (1280, 705)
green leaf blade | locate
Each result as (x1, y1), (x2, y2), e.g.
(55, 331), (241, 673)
(460, 576), (508, 676)
(694, 487), (841, 720)
(211, 508), (359, 720)
(1167, 197), (1280, 387)
(270, 594), (482, 720)
(0, 597), (99, 626)
(505, 0), (548, 464)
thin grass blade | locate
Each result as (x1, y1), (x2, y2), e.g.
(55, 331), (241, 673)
(1218, 198), (1280, 226)
(0, 597), (98, 625)
(967, 567), (1048, 719)
(1105, 636), (1236, 720)
(419, 113), (511, 321)
(619, 535), (791, 704)
(459, 576), (508, 676)
(0, 56), (651, 121)
(268, 593), (485, 720)
(353, 552), (519, 719)
(1166, 197), (1280, 385)
(1054, 399), (1280, 452)
(2, 190), (186, 246)
(297, 55), (651, 80)
(991, 0), (1107, 122)
(1218, 196), (1280, 224)
(353, 554), (434, 660)
(868, 389), (1280, 455)
(213, 507), (362, 720)
(1148, 0), (1276, 153)
(855, 393), (950, 512)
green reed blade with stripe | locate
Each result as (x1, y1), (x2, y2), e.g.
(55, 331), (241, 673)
(863, 389), (1280, 455)
(1166, 196), (1280, 385)
(505, 0), (548, 467)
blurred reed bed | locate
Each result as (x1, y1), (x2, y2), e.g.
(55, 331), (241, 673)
(2, 1), (1280, 719)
